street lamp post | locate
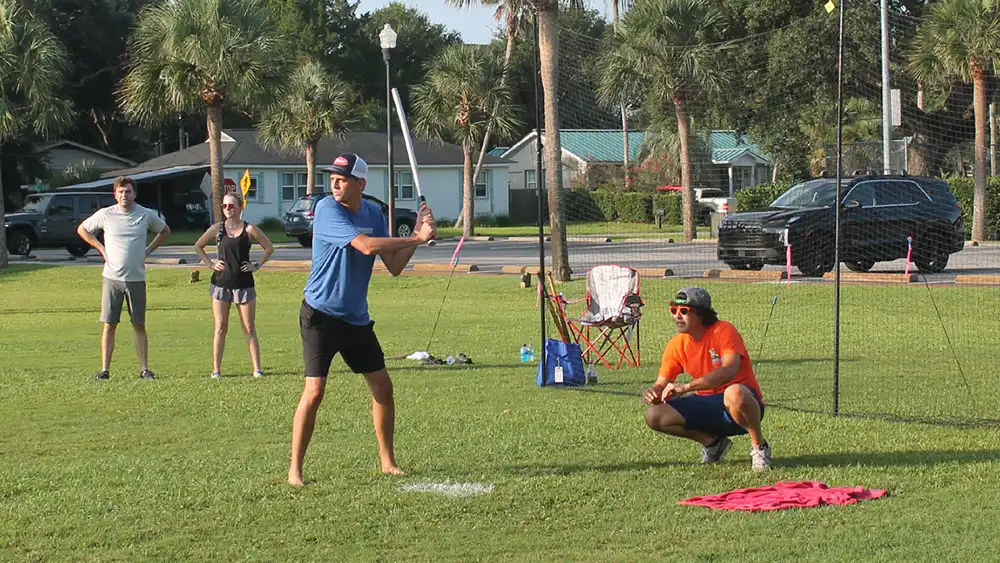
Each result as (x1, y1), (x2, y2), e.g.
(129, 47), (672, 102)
(380, 23), (397, 237)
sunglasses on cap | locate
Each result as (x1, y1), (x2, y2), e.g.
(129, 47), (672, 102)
(669, 305), (691, 316)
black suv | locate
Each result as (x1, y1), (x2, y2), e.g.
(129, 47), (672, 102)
(284, 193), (418, 247)
(5, 191), (117, 256)
(717, 175), (965, 276)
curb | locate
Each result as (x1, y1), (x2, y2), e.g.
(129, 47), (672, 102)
(147, 258), (187, 265)
(266, 259), (313, 268)
(500, 265), (530, 274)
(508, 236), (551, 242)
(412, 263), (480, 273)
(954, 274), (1000, 285)
(634, 267), (674, 278)
(566, 236), (613, 243)
(822, 272), (915, 283)
(705, 269), (787, 281)
(622, 237), (676, 243)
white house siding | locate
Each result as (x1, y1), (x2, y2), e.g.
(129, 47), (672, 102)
(205, 163), (509, 224)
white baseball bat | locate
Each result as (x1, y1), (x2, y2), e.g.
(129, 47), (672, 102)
(390, 87), (426, 204)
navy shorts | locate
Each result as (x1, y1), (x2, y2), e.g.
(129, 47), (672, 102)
(668, 386), (765, 438)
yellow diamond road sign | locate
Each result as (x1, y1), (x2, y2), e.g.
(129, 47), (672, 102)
(240, 169), (251, 199)
(825, 0), (836, 13)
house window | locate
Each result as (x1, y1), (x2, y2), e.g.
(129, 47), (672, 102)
(475, 172), (488, 199)
(225, 174), (260, 200)
(525, 169), (545, 191)
(245, 176), (259, 200)
(282, 172), (316, 200)
(394, 172), (414, 200)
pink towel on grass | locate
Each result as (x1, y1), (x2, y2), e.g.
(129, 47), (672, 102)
(679, 481), (887, 512)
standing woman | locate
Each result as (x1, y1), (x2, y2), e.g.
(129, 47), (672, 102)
(194, 193), (274, 378)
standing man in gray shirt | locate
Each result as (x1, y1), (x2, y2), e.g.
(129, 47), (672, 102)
(77, 176), (172, 380)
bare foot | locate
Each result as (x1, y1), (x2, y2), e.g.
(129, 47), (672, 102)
(288, 472), (305, 487)
(381, 464), (406, 476)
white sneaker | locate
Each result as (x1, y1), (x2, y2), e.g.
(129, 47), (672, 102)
(751, 443), (772, 472)
(211, 372), (221, 379)
(253, 370), (264, 378)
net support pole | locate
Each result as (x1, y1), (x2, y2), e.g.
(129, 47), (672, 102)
(533, 10), (547, 386)
(880, 0), (892, 174)
(833, 0), (846, 416)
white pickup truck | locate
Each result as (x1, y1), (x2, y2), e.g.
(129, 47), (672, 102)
(694, 188), (737, 215)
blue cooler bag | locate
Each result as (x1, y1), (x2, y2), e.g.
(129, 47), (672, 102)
(536, 338), (585, 386)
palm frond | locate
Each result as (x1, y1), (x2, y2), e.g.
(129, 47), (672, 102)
(256, 60), (358, 157)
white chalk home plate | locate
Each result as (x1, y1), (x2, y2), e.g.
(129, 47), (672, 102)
(399, 482), (495, 498)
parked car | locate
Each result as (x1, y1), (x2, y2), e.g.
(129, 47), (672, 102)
(4, 191), (172, 257)
(717, 175), (965, 276)
(655, 185), (737, 224)
(284, 193), (418, 247)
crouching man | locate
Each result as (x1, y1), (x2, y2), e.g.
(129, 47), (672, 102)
(643, 287), (771, 471)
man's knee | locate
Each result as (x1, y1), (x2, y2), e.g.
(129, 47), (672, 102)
(645, 403), (684, 431)
(300, 380), (326, 408)
(364, 370), (394, 403)
(132, 323), (147, 333)
(723, 384), (754, 409)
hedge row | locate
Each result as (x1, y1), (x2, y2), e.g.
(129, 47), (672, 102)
(546, 189), (684, 224)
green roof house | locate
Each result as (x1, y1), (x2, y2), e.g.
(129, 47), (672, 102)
(500, 129), (772, 198)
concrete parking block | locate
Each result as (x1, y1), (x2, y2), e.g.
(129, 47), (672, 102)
(822, 272), (915, 283)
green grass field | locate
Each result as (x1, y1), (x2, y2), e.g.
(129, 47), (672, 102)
(2, 265), (999, 561)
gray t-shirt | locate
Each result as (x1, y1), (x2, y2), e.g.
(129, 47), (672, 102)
(81, 204), (167, 282)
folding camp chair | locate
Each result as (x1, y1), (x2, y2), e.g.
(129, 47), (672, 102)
(559, 265), (644, 369)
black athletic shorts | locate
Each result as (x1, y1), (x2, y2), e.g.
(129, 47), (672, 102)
(299, 300), (386, 376)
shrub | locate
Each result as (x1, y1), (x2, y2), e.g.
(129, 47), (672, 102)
(258, 216), (283, 230)
(734, 182), (792, 212)
(944, 175), (1000, 240)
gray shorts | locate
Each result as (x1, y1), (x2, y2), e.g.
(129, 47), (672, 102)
(210, 284), (256, 304)
(101, 277), (147, 325)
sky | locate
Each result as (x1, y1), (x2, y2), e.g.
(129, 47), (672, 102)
(355, 0), (609, 45)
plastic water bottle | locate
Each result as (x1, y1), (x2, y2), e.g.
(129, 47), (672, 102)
(446, 355), (456, 365)
(520, 344), (534, 363)
(586, 363), (598, 384)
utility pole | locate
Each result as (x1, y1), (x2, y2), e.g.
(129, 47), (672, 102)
(880, 0), (892, 174)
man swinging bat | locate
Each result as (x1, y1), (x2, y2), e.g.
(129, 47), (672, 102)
(288, 153), (436, 486)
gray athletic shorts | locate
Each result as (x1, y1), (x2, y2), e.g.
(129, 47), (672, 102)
(101, 277), (147, 325)
(210, 284), (256, 304)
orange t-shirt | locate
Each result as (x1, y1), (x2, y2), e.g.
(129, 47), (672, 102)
(656, 320), (763, 401)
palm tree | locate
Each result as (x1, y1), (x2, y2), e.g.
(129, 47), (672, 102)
(448, 0), (571, 280)
(412, 44), (521, 237)
(0, 0), (72, 268)
(597, 0), (725, 241)
(908, 0), (1000, 242)
(257, 60), (357, 196)
(118, 0), (287, 222)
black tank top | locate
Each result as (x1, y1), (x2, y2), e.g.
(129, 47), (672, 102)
(211, 221), (254, 289)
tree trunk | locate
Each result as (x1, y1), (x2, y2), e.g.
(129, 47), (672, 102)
(0, 144), (7, 269)
(463, 144), (475, 238)
(973, 64), (987, 242)
(622, 104), (630, 188)
(455, 22), (518, 230)
(907, 131), (944, 176)
(674, 96), (695, 242)
(538, 2), (570, 281)
(207, 103), (225, 223)
(306, 141), (318, 195)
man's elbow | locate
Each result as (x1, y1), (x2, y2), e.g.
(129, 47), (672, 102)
(161, 226), (172, 238)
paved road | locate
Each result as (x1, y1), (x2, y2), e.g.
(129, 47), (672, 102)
(18, 238), (1000, 281)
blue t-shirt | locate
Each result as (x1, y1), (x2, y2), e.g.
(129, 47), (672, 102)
(303, 197), (389, 325)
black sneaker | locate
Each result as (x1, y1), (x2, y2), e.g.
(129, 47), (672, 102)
(94, 370), (110, 380)
(139, 369), (157, 381)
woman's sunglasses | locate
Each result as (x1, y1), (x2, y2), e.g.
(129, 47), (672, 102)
(669, 305), (691, 316)
(222, 203), (238, 210)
